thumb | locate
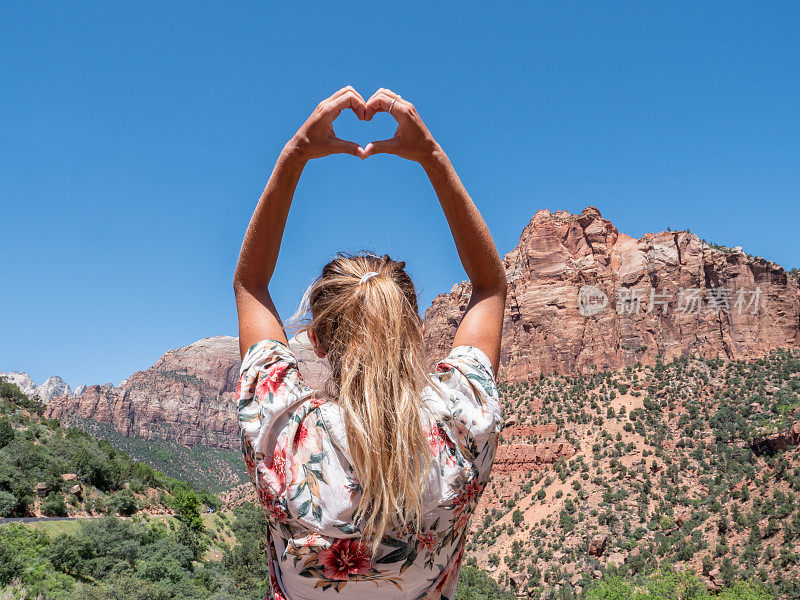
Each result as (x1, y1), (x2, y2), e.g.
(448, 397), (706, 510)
(330, 137), (363, 157)
(361, 138), (400, 159)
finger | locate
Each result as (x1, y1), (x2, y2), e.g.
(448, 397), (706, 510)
(327, 85), (360, 103)
(364, 93), (411, 122)
(319, 87), (367, 119)
(367, 87), (402, 102)
(322, 90), (367, 121)
(330, 85), (367, 107)
(374, 87), (402, 101)
(329, 136), (364, 158)
(364, 93), (394, 120)
(361, 138), (401, 159)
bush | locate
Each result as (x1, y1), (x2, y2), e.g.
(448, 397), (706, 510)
(455, 565), (515, 600)
(0, 490), (18, 517)
(586, 569), (775, 600)
(42, 493), (68, 517)
(109, 488), (138, 516)
(170, 486), (203, 532)
(0, 541), (24, 585)
(0, 416), (13, 447)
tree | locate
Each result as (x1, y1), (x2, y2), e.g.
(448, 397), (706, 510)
(512, 508), (523, 526)
(110, 488), (138, 516)
(0, 491), (17, 517)
(0, 417), (13, 448)
(171, 486), (203, 532)
(455, 565), (515, 600)
(46, 533), (95, 577)
(42, 493), (67, 517)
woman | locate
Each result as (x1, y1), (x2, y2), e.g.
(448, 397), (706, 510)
(233, 87), (507, 600)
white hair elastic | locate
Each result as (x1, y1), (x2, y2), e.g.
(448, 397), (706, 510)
(358, 271), (380, 285)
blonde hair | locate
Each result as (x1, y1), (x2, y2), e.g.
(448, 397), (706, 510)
(288, 251), (434, 555)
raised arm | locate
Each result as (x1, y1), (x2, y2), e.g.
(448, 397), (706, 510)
(363, 89), (507, 374)
(233, 87), (367, 359)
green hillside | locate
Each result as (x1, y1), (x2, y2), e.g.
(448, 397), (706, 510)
(0, 377), (216, 519)
(63, 417), (248, 493)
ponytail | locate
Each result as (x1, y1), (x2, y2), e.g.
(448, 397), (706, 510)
(288, 251), (433, 556)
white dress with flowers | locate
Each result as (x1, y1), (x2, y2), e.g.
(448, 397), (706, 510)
(237, 338), (501, 600)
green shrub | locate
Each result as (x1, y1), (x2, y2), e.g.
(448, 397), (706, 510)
(42, 493), (68, 517)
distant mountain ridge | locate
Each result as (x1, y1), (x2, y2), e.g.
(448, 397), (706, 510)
(44, 334), (329, 451)
(0, 371), (73, 404)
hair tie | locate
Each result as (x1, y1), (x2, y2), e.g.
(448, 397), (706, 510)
(358, 271), (380, 285)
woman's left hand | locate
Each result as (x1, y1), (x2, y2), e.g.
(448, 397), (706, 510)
(286, 86), (367, 161)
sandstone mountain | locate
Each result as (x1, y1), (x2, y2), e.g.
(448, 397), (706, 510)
(0, 371), (73, 403)
(44, 333), (329, 451)
(424, 207), (800, 381)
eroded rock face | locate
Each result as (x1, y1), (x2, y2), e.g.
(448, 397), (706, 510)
(752, 421), (800, 455)
(424, 207), (800, 381)
(492, 443), (575, 474)
(44, 334), (331, 451)
(35, 376), (73, 404)
(0, 371), (37, 397)
(43, 208), (800, 452)
(46, 336), (242, 450)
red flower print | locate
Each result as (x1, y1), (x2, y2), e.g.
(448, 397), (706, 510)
(243, 454), (257, 474)
(267, 503), (288, 522)
(317, 539), (372, 580)
(294, 421), (311, 449)
(236, 377), (242, 397)
(424, 425), (450, 456)
(434, 544), (465, 594)
(256, 485), (275, 508)
(310, 396), (326, 408)
(454, 510), (471, 532)
(257, 364), (289, 398)
(463, 480), (484, 502)
(416, 532), (437, 554)
(452, 493), (470, 516)
(261, 438), (298, 495)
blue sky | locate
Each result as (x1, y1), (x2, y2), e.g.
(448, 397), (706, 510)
(2, 2), (798, 389)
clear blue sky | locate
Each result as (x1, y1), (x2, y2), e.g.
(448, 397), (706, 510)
(2, 2), (798, 389)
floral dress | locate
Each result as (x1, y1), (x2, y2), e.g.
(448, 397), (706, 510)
(237, 339), (501, 600)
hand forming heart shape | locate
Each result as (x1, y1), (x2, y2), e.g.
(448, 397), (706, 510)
(288, 86), (439, 164)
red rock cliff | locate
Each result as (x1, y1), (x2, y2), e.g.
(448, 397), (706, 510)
(423, 207), (800, 381)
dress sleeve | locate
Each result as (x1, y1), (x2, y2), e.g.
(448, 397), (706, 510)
(237, 338), (357, 536)
(237, 338), (312, 490)
(430, 345), (502, 472)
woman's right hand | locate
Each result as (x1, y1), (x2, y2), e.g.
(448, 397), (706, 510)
(286, 86), (367, 161)
(361, 88), (441, 164)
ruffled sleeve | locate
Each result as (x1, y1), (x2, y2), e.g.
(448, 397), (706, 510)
(429, 345), (502, 475)
(237, 339), (311, 469)
(236, 338), (361, 536)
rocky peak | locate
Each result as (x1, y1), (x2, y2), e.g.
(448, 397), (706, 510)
(0, 371), (37, 397)
(36, 376), (73, 404)
(0, 371), (73, 403)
